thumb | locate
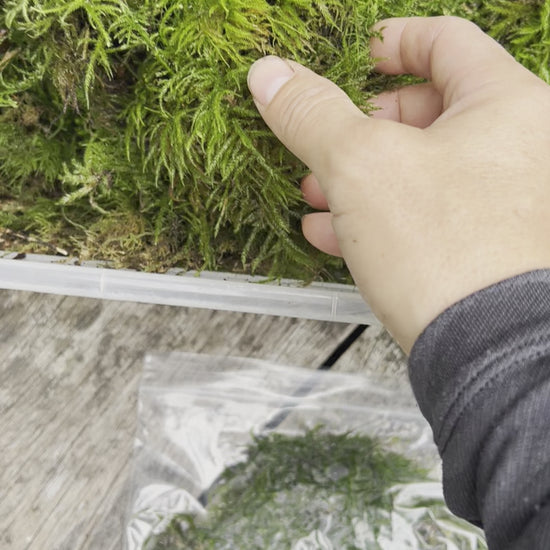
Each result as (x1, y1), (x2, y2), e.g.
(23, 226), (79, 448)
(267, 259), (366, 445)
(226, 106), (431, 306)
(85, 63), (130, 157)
(247, 56), (369, 176)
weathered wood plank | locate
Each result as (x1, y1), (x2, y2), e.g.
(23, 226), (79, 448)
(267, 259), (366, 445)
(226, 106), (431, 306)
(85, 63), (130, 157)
(0, 290), (363, 550)
(329, 323), (421, 427)
(333, 324), (410, 389)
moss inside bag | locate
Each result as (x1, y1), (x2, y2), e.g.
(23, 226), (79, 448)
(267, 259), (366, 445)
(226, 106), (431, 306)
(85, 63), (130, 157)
(125, 353), (486, 549)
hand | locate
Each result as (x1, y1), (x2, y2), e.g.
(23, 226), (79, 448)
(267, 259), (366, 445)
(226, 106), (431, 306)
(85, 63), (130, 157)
(247, 16), (550, 354)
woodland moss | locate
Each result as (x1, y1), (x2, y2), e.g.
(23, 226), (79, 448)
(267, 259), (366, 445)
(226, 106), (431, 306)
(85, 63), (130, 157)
(0, 0), (549, 278)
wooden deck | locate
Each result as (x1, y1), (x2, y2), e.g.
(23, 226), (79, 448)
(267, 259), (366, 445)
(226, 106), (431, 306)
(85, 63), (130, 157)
(0, 289), (409, 550)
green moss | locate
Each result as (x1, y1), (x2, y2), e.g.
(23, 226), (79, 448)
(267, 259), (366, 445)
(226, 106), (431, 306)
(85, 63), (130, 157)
(144, 429), (428, 550)
(1, 0), (549, 278)
(143, 428), (487, 549)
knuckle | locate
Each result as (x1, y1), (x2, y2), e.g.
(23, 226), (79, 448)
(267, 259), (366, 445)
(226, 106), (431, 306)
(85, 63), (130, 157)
(268, 74), (365, 172)
(275, 81), (345, 143)
(439, 15), (480, 33)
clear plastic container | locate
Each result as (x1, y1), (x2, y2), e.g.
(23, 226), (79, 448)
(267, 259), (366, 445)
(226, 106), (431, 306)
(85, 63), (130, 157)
(0, 252), (375, 324)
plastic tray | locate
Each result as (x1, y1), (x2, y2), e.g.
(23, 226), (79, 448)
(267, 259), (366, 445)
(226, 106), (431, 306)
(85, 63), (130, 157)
(0, 252), (375, 324)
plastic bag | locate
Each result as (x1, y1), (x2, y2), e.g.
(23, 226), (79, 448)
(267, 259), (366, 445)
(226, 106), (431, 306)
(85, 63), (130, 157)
(125, 352), (487, 549)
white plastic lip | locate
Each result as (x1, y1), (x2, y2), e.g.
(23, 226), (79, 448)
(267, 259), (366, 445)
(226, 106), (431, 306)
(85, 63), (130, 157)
(0, 253), (376, 324)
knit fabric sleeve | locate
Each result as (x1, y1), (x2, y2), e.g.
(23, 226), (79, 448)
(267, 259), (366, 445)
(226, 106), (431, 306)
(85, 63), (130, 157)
(408, 270), (550, 549)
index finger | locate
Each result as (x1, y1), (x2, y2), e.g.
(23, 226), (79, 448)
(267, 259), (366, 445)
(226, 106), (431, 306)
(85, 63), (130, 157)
(370, 16), (524, 108)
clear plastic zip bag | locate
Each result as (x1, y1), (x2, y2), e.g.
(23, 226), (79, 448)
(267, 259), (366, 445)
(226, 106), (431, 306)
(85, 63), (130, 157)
(125, 352), (487, 549)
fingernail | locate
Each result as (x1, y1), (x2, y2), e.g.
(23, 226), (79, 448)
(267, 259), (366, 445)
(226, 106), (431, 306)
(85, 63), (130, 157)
(248, 56), (295, 106)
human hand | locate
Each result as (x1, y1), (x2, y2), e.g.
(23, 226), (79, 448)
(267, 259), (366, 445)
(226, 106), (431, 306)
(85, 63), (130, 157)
(247, 16), (550, 354)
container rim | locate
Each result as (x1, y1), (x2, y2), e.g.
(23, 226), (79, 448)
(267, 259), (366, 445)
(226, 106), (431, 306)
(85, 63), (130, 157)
(0, 252), (375, 324)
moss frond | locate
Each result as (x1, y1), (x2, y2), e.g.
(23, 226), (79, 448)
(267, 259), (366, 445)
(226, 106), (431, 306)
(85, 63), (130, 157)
(1, 0), (549, 278)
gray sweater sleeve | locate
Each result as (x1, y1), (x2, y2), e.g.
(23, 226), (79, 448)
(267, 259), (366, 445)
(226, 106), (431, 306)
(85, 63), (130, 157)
(408, 270), (550, 549)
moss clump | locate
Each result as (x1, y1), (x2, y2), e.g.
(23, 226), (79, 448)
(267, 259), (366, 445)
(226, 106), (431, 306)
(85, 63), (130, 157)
(144, 429), (428, 549)
(143, 428), (487, 549)
(1, 1), (549, 278)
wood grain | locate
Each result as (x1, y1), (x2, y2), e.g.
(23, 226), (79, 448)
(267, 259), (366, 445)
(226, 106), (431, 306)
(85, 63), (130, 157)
(2, 289), (395, 550)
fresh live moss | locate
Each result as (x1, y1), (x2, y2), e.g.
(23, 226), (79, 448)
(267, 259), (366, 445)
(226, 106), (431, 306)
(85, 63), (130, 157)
(1, 1), (549, 278)
(144, 429), (427, 549)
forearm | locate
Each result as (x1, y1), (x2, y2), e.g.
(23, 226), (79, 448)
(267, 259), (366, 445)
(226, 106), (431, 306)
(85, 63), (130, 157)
(409, 270), (550, 548)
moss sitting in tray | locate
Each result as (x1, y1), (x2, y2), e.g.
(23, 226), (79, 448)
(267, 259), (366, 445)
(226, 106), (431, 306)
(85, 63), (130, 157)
(144, 428), (486, 549)
(0, 1), (549, 278)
